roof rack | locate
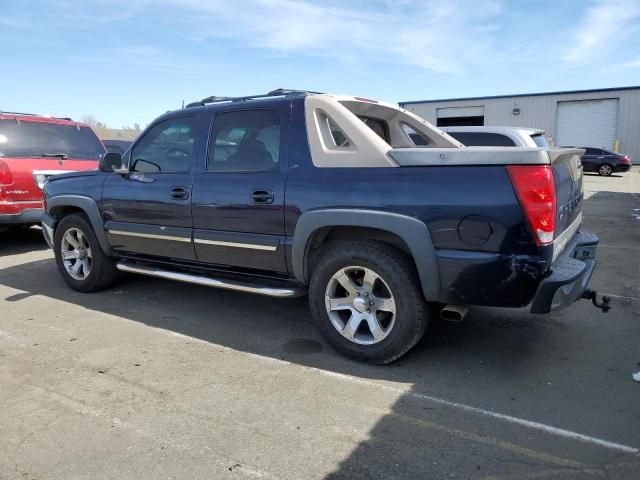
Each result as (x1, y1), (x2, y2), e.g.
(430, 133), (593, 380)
(0, 111), (39, 116)
(185, 89), (322, 108)
(0, 111), (74, 122)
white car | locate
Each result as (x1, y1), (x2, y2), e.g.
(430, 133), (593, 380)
(440, 126), (549, 148)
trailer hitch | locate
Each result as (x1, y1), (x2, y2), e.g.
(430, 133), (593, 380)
(582, 289), (611, 313)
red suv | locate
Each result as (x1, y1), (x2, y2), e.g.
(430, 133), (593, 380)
(0, 112), (104, 230)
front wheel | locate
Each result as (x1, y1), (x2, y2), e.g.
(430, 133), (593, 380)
(308, 241), (428, 364)
(53, 214), (118, 292)
(598, 163), (613, 176)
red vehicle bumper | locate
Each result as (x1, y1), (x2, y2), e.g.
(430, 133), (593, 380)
(0, 200), (43, 225)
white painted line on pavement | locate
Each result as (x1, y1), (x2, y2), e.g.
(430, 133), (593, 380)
(160, 329), (640, 455)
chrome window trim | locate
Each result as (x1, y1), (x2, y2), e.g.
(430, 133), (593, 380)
(194, 238), (277, 251)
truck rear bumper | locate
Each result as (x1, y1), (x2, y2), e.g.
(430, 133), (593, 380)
(529, 230), (598, 314)
(0, 208), (44, 225)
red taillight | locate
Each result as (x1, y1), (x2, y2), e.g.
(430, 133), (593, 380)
(507, 165), (556, 246)
(620, 155), (631, 164)
(0, 161), (12, 185)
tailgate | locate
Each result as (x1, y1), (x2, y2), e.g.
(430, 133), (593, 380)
(0, 158), (97, 202)
(547, 148), (584, 260)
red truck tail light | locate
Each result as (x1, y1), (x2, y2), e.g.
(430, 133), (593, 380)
(507, 165), (556, 246)
(0, 161), (13, 185)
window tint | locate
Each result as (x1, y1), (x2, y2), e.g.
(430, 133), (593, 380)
(0, 119), (105, 160)
(530, 134), (549, 148)
(584, 148), (602, 155)
(208, 110), (280, 172)
(131, 117), (196, 173)
(448, 132), (516, 147)
(401, 123), (429, 146)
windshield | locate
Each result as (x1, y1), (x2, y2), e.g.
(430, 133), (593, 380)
(0, 119), (105, 160)
(530, 133), (549, 148)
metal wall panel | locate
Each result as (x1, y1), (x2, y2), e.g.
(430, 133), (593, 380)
(401, 88), (640, 161)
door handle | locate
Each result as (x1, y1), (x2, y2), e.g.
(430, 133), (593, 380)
(171, 186), (190, 200)
(252, 190), (274, 204)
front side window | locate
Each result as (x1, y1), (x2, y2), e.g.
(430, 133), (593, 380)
(130, 117), (196, 173)
(208, 110), (280, 172)
(0, 119), (105, 160)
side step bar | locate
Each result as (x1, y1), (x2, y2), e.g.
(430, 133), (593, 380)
(116, 261), (306, 298)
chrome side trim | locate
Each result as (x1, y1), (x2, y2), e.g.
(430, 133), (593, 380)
(553, 212), (583, 262)
(193, 238), (277, 251)
(107, 230), (191, 243)
(116, 261), (305, 298)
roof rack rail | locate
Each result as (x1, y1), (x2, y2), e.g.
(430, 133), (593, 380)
(185, 89), (322, 109)
(0, 111), (39, 116)
(0, 111), (75, 122)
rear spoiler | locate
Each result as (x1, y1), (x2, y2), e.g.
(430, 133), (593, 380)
(388, 147), (585, 167)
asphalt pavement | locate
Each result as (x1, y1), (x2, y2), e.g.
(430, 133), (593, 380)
(1, 167), (639, 479)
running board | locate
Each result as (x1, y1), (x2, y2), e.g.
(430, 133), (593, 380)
(116, 261), (306, 298)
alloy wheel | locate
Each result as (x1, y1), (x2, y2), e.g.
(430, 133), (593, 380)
(324, 266), (396, 345)
(599, 164), (612, 176)
(60, 227), (92, 281)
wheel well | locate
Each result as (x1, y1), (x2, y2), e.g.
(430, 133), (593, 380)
(305, 226), (414, 280)
(50, 205), (85, 220)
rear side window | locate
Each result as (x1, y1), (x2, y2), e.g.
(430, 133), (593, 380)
(0, 119), (105, 160)
(401, 123), (429, 146)
(530, 134), (549, 148)
(208, 110), (281, 172)
(585, 147), (610, 155)
(448, 132), (516, 147)
(130, 116), (196, 173)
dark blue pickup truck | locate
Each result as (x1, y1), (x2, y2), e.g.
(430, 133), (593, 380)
(41, 89), (607, 364)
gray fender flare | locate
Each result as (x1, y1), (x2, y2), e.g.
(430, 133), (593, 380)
(291, 209), (440, 301)
(47, 195), (112, 255)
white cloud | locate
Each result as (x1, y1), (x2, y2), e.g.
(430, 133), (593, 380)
(48, 0), (501, 74)
(564, 0), (640, 63)
(164, 0), (505, 73)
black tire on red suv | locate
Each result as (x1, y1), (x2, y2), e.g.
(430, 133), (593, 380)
(53, 213), (118, 292)
(308, 241), (428, 364)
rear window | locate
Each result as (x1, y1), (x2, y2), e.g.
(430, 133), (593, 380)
(0, 119), (105, 160)
(530, 134), (549, 148)
(447, 131), (516, 147)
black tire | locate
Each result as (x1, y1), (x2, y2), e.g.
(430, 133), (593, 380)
(597, 163), (613, 176)
(308, 241), (428, 364)
(53, 213), (118, 292)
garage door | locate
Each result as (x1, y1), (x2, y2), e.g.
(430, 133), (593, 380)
(556, 99), (618, 149)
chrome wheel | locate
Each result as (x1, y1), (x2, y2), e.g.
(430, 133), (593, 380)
(325, 266), (396, 345)
(60, 228), (92, 281)
(598, 164), (612, 176)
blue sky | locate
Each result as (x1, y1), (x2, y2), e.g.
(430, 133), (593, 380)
(1, 0), (639, 128)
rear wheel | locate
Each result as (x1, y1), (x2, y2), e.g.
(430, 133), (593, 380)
(597, 163), (613, 176)
(308, 241), (428, 364)
(53, 214), (117, 292)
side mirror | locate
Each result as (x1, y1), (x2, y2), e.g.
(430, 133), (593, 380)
(99, 152), (127, 173)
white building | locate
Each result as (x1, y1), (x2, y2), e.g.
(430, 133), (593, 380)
(400, 86), (640, 160)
